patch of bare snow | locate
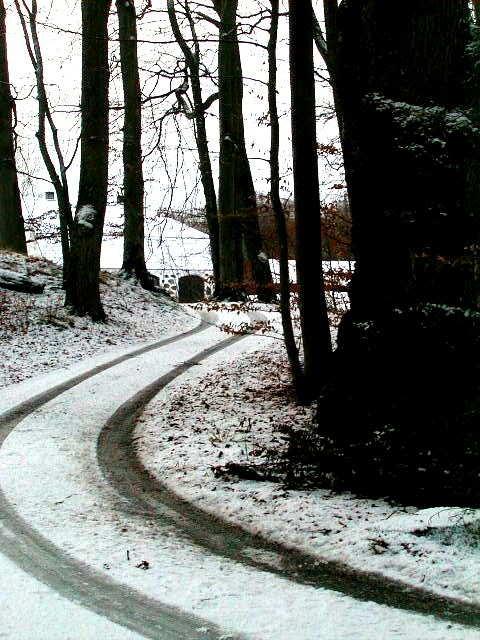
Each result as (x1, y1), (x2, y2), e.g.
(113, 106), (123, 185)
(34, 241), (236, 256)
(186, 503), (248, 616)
(0, 250), (197, 387)
(136, 340), (480, 607)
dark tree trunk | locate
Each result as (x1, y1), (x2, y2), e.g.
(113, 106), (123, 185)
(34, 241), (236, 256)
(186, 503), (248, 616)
(337, 0), (474, 318)
(289, 0), (332, 397)
(269, 0), (303, 393)
(231, 35), (274, 302)
(191, 71), (221, 295)
(322, 0), (343, 140)
(116, 0), (152, 289)
(216, 0), (246, 299)
(65, 0), (111, 320)
(214, 0), (273, 301)
(167, 0), (220, 294)
(317, 0), (480, 501)
(0, 0), (27, 254)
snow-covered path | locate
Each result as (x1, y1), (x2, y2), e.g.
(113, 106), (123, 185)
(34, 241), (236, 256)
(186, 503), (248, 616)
(0, 318), (478, 639)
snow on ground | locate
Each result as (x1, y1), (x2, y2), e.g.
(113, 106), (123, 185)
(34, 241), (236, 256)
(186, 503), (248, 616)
(0, 250), (197, 387)
(1, 327), (477, 640)
(0, 550), (142, 640)
(136, 339), (480, 607)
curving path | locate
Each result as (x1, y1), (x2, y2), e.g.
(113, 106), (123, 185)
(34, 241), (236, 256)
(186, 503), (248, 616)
(0, 316), (479, 639)
(0, 320), (244, 639)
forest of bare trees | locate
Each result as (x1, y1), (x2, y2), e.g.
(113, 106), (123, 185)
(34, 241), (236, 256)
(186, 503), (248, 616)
(1, 0), (479, 503)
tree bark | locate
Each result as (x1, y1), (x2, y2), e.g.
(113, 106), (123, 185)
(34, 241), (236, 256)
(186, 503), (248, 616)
(65, 0), (111, 320)
(214, 0), (273, 301)
(167, 0), (220, 293)
(232, 33), (274, 302)
(216, 0), (246, 299)
(289, 0), (332, 397)
(317, 0), (479, 498)
(116, 0), (152, 289)
(336, 0), (474, 318)
(268, 0), (303, 394)
(0, 0), (27, 254)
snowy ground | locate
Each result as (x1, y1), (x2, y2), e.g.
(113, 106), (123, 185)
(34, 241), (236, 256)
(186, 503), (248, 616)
(0, 552), (142, 640)
(136, 339), (480, 608)
(1, 252), (479, 638)
(0, 326), (477, 639)
(0, 251), (196, 387)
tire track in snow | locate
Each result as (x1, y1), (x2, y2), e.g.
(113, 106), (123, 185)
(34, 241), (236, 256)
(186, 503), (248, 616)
(0, 320), (246, 640)
(97, 340), (480, 632)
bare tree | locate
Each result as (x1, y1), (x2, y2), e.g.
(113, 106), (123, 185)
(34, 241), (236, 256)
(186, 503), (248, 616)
(311, 1), (343, 140)
(116, 0), (153, 289)
(268, 0), (302, 393)
(0, 0), (27, 254)
(167, 0), (220, 293)
(289, 0), (332, 397)
(213, 0), (274, 301)
(65, 0), (112, 319)
(14, 0), (75, 280)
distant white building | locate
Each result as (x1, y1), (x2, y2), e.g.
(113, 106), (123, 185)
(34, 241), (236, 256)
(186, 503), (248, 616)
(28, 202), (214, 298)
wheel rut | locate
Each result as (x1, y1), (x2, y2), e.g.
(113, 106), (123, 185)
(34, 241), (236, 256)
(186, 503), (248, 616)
(0, 321), (246, 640)
(98, 337), (480, 632)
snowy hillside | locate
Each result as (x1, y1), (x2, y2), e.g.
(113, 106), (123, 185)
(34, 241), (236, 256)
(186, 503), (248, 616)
(0, 250), (197, 387)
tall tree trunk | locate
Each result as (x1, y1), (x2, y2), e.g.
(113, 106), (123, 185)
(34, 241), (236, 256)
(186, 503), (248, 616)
(214, 0), (273, 301)
(116, 0), (152, 289)
(322, 0), (343, 140)
(311, 1), (343, 141)
(231, 34), (274, 302)
(167, 0), (220, 294)
(65, 0), (111, 320)
(317, 0), (479, 499)
(289, 0), (332, 397)
(268, 0), (302, 393)
(190, 71), (221, 295)
(0, 0), (27, 254)
(216, 0), (246, 299)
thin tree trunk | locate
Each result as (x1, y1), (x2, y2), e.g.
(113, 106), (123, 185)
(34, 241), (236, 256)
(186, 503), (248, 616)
(167, 0), (220, 293)
(14, 0), (74, 283)
(289, 0), (332, 397)
(65, 0), (111, 320)
(0, 0), (27, 254)
(116, 0), (152, 289)
(268, 0), (303, 393)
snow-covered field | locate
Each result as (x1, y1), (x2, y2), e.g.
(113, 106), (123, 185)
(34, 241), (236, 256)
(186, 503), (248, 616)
(136, 339), (480, 607)
(0, 251), (197, 387)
